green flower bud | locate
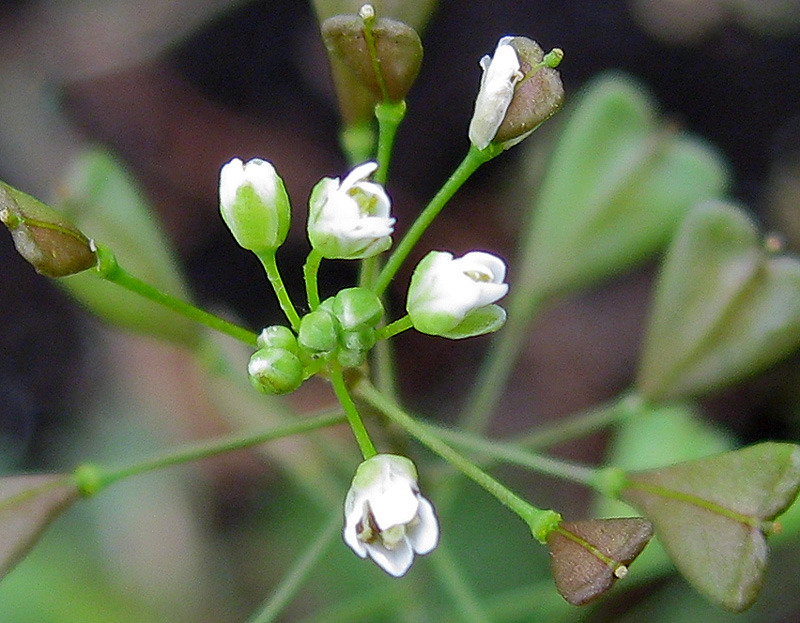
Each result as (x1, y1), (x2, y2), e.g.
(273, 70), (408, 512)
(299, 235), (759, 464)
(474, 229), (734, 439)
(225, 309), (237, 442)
(1, 181), (96, 277)
(298, 309), (341, 354)
(219, 158), (291, 253)
(342, 325), (377, 353)
(248, 347), (304, 394)
(256, 325), (299, 354)
(332, 287), (384, 330)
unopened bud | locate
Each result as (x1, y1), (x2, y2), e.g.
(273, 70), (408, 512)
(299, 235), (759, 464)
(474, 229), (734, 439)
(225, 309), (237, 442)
(248, 347), (304, 395)
(332, 287), (384, 330)
(298, 309), (341, 355)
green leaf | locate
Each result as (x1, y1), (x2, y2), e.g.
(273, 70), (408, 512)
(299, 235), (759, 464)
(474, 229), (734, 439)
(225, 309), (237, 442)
(621, 442), (800, 611)
(547, 517), (654, 605)
(513, 73), (729, 305)
(637, 200), (800, 401)
(54, 149), (198, 346)
(0, 475), (78, 580)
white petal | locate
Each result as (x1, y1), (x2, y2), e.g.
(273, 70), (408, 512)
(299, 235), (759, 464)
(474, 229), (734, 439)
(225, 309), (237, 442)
(340, 161), (379, 191)
(459, 251), (508, 283)
(365, 539), (414, 577)
(407, 496), (439, 555)
(369, 482), (419, 531)
(343, 499), (369, 558)
(219, 158), (244, 210)
(468, 41), (522, 150)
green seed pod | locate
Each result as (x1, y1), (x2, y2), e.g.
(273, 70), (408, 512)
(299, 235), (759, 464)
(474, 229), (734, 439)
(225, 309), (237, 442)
(321, 11), (423, 105)
(1, 181), (96, 277)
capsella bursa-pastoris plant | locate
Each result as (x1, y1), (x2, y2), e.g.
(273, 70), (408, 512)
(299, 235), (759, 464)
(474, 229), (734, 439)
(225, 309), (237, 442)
(2, 2), (800, 617)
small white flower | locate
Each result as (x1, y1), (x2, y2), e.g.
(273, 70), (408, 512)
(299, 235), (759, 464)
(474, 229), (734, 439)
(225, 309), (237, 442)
(468, 36), (524, 150)
(219, 158), (291, 252)
(407, 250), (509, 338)
(343, 454), (439, 577)
(307, 161), (395, 259)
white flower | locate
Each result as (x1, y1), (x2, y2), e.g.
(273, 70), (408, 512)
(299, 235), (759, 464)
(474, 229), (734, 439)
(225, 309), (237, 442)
(307, 161), (395, 259)
(406, 250), (509, 338)
(468, 36), (524, 150)
(219, 158), (290, 252)
(343, 454), (439, 577)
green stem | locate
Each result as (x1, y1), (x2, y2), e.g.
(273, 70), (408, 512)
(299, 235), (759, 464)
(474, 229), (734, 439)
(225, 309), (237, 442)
(303, 248), (324, 310)
(94, 244), (257, 347)
(431, 543), (492, 623)
(248, 510), (342, 623)
(256, 249), (302, 330)
(426, 423), (599, 488)
(373, 145), (500, 297)
(330, 367), (377, 459)
(374, 101), (406, 185)
(355, 380), (561, 542)
(375, 315), (413, 341)
(514, 393), (642, 450)
(458, 293), (546, 433)
(72, 411), (345, 495)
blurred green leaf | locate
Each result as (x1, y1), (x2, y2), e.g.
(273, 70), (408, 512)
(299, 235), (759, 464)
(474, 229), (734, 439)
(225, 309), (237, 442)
(621, 442), (800, 611)
(637, 200), (800, 401)
(55, 149), (198, 347)
(514, 73), (729, 306)
(0, 474), (78, 581)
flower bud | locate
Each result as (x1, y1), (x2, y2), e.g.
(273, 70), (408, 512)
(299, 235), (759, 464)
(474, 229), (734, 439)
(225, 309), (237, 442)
(248, 347), (304, 395)
(343, 454), (439, 577)
(407, 250), (509, 338)
(219, 158), (291, 253)
(298, 308), (341, 355)
(332, 287), (384, 330)
(256, 325), (300, 354)
(1, 181), (96, 277)
(307, 161), (394, 259)
(469, 36), (564, 151)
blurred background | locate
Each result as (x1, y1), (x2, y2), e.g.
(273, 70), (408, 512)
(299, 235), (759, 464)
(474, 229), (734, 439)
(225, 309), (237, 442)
(2, 0), (800, 621)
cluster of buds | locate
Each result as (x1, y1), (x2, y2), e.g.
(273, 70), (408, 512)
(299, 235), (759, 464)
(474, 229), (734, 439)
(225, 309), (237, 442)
(248, 287), (385, 394)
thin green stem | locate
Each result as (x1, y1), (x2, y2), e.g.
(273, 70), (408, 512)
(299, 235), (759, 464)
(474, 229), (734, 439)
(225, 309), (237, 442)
(256, 249), (302, 330)
(458, 293), (546, 433)
(375, 315), (413, 341)
(374, 101), (406, 185)
(373, 145), (500, 297)
(427, 423), (599, 488)
(431, 543), (492, 623)
(303, 248), (324, 310)
(330, 366), (377, 459)
(94, 244), (257, 347)
(355, 380), (561, 542)
(73, 411), (345, 495)
(514, 393), (642, 450)
(248, 510), (341, 623)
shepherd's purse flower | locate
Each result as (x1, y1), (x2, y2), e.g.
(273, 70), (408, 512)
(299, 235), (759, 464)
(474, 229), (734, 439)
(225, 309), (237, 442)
(407, 250), (509, 338)
(343, 454), (439, 577)
(468, 36), (523, 150)
(219, 158), (291, 253)
(307, 161), (395, 259)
